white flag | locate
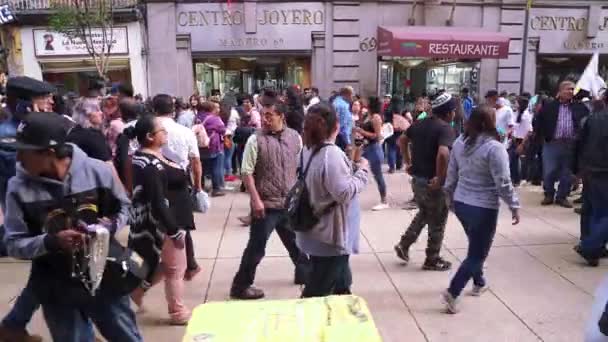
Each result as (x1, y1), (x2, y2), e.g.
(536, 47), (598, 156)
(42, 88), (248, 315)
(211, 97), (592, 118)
(575, 52), (606, 98)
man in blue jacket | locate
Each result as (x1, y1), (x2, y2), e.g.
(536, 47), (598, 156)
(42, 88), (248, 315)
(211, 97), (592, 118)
(1, 113), (142, 341)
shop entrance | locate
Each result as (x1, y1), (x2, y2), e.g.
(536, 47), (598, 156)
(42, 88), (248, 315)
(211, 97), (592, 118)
(536, 54), (608, 95)
(378, 57), (480, 99)
(193, 56), (311, 96)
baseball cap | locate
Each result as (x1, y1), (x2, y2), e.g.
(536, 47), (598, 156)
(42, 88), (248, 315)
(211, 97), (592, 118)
(0, 112), (71, 150)
(431, 93), (456, 115)
(6, 76), (56, 99)
(485, 89), (499, 98)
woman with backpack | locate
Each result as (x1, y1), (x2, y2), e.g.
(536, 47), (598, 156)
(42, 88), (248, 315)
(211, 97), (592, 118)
(297, 103), (370, 298)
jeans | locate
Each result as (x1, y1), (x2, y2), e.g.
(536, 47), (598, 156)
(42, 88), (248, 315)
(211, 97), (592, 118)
(579, 175), (608, 259)
(581, 176), (592, 241)
(542, 141), (574, 200)
(2, 273), (39, 330)
(224, 141), (235, 175)
(42, 295), (142, 342)
(231, 209), (310, 292)
(363, 143), (387, 200)
(448, 201), (498, 298)
(301, 255), (352, 298)
(385, 135), (402, 171)
(202, 152), (225, 191)
(509, 140), (522, 185)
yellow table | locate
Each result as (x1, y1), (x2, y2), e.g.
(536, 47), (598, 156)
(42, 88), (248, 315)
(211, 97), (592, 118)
(183, 295), (383, 342)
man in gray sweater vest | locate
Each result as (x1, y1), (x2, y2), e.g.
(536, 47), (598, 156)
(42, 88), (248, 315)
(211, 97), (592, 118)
(230, 92), (310, 300)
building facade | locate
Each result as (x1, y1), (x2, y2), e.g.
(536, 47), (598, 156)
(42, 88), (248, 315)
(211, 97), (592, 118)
(1, 0), (148, 96)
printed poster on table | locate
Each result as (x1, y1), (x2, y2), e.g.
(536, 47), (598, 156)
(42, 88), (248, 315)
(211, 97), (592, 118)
(33, 27), (129, 57)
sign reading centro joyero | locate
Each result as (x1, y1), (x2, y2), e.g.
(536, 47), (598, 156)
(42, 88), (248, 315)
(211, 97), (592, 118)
(176, 3), (325, 52)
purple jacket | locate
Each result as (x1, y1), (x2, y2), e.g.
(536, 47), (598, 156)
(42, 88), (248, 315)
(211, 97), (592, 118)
(196, 112), (226, 154)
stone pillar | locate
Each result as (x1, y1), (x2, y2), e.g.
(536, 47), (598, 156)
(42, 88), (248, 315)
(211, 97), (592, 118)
(146, 2), (178, 96)
(176, 34), (194, 98)
(311, 32), (327, 97)
(524, 38), (539, 94)
(479, 5), (501, 96)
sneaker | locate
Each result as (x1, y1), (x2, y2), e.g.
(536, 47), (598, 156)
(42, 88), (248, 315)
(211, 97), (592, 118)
(372, 203), (390, 211)
(0, 325), (43, 342)
(394, 244), (410, 264)
(556, 199), (573, 209)
(574, 245), (600, 267)
(238, 215), (251, 227)
(441, 291), (459, 314)
(230, 286), (265, 300)
(224, 175), (239, 182)
(402, 199), (417, 210)
(422, 257), (452, 271)
(184, 266), (202, 281)
(470, 284), (488, 297)
(211, 190), (226, 197)
(541, 196), (554, 206)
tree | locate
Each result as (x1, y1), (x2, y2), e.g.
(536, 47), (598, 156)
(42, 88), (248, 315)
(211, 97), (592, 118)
(49, 0), (116, 79)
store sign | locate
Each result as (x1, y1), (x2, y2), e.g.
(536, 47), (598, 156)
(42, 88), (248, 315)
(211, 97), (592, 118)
(529, 9), (608, 54)
(176, 3), (325, 51)
(33, 27), (129, 57)
(377, 27), (509, 59)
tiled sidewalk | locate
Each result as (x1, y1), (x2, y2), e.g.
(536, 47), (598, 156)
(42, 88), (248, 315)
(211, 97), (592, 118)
(0, 172), (603, 341)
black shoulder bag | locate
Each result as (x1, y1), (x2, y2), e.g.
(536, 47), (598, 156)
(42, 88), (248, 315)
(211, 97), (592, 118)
(285, 144), (337, 232)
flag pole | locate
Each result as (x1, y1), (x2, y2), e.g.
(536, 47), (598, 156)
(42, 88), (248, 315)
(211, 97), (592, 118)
(519, 1), (532, 94)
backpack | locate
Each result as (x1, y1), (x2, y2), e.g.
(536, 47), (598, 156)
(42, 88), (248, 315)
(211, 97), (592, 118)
(192, 123), (210, 148)
(285, 144), (336, 232)
(583, 111), (608, 172)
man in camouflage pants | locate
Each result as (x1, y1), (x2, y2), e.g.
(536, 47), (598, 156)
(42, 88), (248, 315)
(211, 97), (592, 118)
(395, 93), (456, 271)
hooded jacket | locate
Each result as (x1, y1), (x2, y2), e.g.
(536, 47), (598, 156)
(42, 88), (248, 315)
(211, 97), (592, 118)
(444, 134), (520, 211)
(3, 144), (130, 302)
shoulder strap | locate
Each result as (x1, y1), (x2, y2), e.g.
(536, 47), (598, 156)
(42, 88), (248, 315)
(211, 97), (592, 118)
(300, 143), (331, 179)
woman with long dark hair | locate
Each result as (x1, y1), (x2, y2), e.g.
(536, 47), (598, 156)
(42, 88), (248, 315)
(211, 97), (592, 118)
(297, 103), (369, 297)
(510, 96), (532, 186)
(127, 115), (191, 325)
(442, 105), (520, 314)
(353, 96), (389, 210)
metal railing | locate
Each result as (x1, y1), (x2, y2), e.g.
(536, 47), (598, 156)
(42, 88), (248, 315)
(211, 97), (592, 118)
(9, 0), (138, 11)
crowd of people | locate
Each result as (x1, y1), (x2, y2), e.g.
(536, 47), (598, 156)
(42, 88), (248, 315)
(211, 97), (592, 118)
(0, 73), (607, 341)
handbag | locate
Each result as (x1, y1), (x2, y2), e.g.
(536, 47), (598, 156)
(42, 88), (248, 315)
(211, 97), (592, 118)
(224, 135), (233, 150)
(380, 123), (394, 143)
(192, 189), (211, 213)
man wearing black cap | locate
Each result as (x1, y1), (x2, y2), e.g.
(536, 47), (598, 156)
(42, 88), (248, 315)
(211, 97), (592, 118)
(394, 93), (456, 271)
(0, 77), (57, 342)
(0, 113), (141, 341)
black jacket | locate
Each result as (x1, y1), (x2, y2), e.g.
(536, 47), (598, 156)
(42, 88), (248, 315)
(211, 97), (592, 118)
(535, 100), (589, 143)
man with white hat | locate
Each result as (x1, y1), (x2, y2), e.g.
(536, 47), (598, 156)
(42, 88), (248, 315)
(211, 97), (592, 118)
(394, 93), (456, 271)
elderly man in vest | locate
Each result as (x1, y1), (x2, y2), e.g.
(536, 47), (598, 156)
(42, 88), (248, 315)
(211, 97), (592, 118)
(230, 91), (310, 300)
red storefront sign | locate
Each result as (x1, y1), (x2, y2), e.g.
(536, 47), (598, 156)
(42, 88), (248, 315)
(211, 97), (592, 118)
(377, 26), (510, 59)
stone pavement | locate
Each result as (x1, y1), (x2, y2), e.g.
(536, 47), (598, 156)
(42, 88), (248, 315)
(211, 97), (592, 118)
(0, 171), (604, 341)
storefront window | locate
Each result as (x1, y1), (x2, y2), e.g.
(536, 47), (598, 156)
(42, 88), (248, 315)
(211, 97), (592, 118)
(193, 57), (311, 96)
(536, 55), (608, 95)
(379, 57), (479, 99)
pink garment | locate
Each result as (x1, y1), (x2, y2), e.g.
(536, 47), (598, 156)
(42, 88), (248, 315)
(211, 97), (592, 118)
(249, 109), (262, 128)
(106, 118), (125, 157)
(150, 238), (191, 323)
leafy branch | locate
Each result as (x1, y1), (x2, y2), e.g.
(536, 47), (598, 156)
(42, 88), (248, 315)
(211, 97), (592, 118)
(49, 0), (115, 79)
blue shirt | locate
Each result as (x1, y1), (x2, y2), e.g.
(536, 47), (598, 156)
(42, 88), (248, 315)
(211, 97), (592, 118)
(463, 96), (474, 121)
(332, 96), (353, 145)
